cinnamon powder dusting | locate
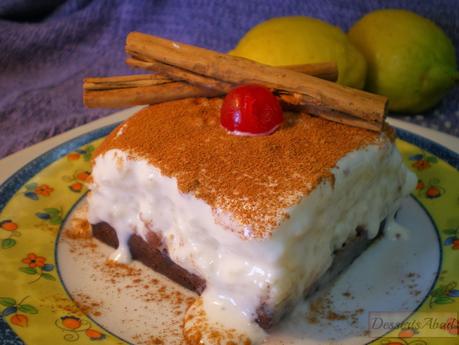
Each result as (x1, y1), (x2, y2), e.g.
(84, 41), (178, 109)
(95, 97), (384, 239)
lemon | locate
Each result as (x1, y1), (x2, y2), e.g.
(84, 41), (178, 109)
(348, 9), (458, 113)
(230, 16), (367, 89)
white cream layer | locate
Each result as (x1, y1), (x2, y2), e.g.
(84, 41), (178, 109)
(87, 139), (416, 343)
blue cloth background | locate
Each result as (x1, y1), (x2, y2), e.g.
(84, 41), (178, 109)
(0, 0), (458, 159)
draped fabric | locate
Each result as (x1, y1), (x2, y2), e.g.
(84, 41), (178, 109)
(0, 0), (458, 158)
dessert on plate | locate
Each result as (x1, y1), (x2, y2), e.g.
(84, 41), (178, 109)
(83, 33), (416, 344)
(87, 97), (415, 341)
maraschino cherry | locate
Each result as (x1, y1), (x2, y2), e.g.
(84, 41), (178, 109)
(220, 84), (283, 136)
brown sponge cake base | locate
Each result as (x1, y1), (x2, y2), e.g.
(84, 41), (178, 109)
(92, 222), (382, 329)
(92, 222), (206, 294)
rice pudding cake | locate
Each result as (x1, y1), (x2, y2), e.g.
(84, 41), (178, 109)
(87, 97), (416, 342)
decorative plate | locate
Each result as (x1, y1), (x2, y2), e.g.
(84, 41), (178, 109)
(0, 125), (458, 345)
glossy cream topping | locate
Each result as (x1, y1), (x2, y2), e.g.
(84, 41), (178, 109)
(93, 98), (383, 239)
(87, 139), (416, 344)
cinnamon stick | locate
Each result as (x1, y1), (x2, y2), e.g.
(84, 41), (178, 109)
(127, 57), (234, 92)
(84, 74), (171, 90)
(278, 93), (380, 132)
(83, 62), (338, 108)
(278, 62), (338, 82)
(125, 32), (387, 131)
(84, 83), (221, 109)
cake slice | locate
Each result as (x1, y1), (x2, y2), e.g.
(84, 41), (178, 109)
(87, 97), (416, 340)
